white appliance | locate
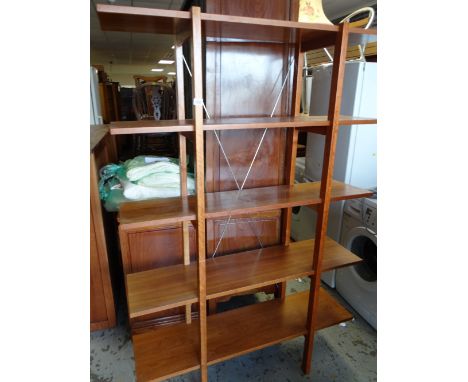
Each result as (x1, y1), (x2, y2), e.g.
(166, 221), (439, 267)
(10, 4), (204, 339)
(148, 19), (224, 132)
(301, 75), (313, 115)
(295, 157), (306, 183)
(336, 197), (377, 329)
(90, 67), (103, 125)
(291, 61), (376, 288)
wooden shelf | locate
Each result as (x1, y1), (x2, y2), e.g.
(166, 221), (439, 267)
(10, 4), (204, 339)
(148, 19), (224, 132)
(118, 180), (371, 230)
(109, 119), (194, 135)
(207, 288), (352, 365)
(204, 180), (372, 219)
(126, 263), (198, 319)
(96, 4), (191, 35)
(203, 115), (329, 130)
(132, 288), (352, 381)
(109, 116), (376, 136)
(118, 197), (195, 230)
(126, 237), (361, 319)
(132, 317), (200, 382)
(338, 115), (377, 125)
(96, 4), (376, 51)
(202, 12), (375, 50)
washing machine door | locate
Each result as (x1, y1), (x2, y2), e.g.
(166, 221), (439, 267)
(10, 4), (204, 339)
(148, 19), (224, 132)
(336, 226), (377, 329)
(343, 227), (377, 283)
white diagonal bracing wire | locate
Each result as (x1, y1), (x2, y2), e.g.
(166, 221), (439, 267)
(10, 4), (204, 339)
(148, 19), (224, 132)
(181, 53), (264, 252)
(211, 56), (295, 257)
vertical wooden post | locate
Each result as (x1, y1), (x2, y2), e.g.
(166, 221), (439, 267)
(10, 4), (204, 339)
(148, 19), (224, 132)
(282, 45), (304, 245)
(191, 6), (208, 382)
(176, 43), (192, 324)
(279, 33), (304, 299)
(302, 22), (350, 374)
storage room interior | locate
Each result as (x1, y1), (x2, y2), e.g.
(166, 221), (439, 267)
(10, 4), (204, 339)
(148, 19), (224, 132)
(90, 1), (378, 381)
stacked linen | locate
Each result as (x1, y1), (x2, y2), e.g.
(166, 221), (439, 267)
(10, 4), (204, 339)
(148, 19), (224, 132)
(122, 156), (195, 200)
(99, 156), (195, 211)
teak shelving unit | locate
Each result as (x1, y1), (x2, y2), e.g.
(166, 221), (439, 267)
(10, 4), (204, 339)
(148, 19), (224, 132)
(96, 3), (377, 382)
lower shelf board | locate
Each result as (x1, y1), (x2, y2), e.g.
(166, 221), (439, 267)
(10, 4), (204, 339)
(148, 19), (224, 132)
(132, 288), (352, 382)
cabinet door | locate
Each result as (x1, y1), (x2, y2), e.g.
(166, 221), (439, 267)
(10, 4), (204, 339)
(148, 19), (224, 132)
(122, 223), (196, 273)
(90, 212), (109, 326)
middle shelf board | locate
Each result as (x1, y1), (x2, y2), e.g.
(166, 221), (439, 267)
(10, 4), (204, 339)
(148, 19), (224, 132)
(109, 115), (377, 135)
(118, 180), (373, 230)
(126, 236), (361, 319)
(132, 288), (353, 382)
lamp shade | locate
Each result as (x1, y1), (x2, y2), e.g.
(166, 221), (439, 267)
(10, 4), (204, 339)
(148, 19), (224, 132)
(299, 0), (332, 24)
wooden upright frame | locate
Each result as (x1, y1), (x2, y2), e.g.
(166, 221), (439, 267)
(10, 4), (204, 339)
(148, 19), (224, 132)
(191, 7), (208, 381)
(303, 22), (350, 373)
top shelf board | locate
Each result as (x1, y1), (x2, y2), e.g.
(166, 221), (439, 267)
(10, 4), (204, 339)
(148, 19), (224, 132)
(109, 116), (377, 135)
(96, 4), (191, 36)
(201, 12), (376, 51)
(96, 5), (376, 51)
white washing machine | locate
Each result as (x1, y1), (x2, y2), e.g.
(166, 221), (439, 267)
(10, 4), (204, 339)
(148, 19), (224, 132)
(291, 62), (377, 288)
(336, 197), (377, 330)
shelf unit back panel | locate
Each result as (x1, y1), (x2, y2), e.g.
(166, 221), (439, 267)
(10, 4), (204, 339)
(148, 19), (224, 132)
(203, 0), (296, 261)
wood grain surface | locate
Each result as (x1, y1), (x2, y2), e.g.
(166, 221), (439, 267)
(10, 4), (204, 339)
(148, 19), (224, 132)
(126, 236), (361, 319)
(303, 22), (350, 374)
(117, 180), (371, 229)
(204, 180), (372, 218)
(106, 115), (376, 136)
(96, 4), (191, 35)
(131, 288), (352, 382)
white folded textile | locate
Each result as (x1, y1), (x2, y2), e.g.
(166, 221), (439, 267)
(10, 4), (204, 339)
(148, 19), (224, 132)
(121, 178), (182, 200)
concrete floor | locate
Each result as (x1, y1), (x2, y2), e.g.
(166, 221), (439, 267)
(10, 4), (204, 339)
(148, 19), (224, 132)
(91, 278), (376, 382)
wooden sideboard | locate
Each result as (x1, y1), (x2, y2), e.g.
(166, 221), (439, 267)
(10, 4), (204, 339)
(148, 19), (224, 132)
(90, 125), (117, 331)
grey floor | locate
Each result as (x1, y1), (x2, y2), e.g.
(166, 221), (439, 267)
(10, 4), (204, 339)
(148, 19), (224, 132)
(91, 278), (376, 382)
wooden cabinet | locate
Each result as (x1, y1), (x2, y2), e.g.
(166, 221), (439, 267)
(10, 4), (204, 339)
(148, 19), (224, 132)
(90, 126), (117, 331)
(90, 206), (116, 330)
(99, 82), (121, 124)
(119, 222), (199, 330)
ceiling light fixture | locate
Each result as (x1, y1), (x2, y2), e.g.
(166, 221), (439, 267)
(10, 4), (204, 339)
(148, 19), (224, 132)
(158, 59), (175, 64)
(151, 68), (164, 72)
(168, 72), (176, 75)
(171, 45), (175, 49)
